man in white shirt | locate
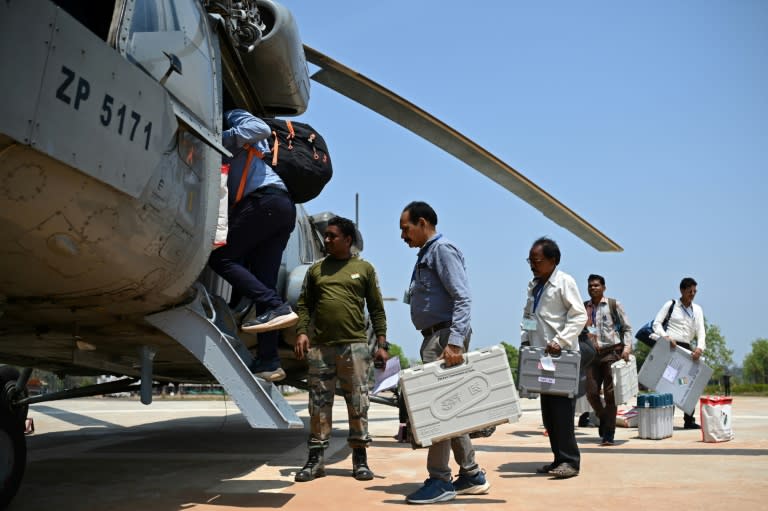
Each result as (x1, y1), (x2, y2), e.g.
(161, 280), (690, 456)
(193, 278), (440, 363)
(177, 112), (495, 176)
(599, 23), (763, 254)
(521, 237), (587, 479)
(651, 277), (706, 429)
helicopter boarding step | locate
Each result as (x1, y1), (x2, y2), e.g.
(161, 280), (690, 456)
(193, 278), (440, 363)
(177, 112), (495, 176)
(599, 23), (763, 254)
(146, 283), (302, 429)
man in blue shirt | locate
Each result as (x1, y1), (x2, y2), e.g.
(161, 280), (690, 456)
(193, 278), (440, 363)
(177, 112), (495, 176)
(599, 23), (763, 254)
(399, 201), (489, 504)
(208, 109), (298, 381)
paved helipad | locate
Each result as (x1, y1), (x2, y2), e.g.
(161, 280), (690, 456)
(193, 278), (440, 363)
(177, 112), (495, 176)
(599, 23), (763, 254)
(9, 394), (768, 510)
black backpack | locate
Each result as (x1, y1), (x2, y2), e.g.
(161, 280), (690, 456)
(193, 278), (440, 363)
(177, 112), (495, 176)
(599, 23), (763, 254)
(261, 119), (333, 203)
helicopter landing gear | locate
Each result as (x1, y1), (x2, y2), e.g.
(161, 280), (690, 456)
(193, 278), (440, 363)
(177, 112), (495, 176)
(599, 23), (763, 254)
(0, 367), (27, 509)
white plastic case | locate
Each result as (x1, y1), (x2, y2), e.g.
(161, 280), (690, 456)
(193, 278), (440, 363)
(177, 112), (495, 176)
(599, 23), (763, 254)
(637, 341), (713, 416)
(611, 355), (639, 405)
(400, 345), (522, 447)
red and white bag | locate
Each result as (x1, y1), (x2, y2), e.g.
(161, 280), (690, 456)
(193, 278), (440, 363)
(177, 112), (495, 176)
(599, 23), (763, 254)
(213, 163), (229, 248)
(700, 395), (734, 442)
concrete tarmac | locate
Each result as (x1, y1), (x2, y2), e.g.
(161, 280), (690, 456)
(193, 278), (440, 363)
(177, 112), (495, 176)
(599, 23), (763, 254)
(9, 394), (768, 511)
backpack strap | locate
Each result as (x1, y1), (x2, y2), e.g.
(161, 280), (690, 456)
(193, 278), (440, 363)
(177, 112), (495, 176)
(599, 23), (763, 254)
(583, 298), (622, 330)
(235, 144), (264, 204)
(662, 299), (676, 329)
(269, 119), (294, 167)
(608, 298), (621, 331)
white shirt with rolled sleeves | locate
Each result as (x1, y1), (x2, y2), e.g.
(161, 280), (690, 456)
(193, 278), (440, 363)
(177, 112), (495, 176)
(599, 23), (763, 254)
(651, 300), (706, 351)
(520, 268), (587, 350)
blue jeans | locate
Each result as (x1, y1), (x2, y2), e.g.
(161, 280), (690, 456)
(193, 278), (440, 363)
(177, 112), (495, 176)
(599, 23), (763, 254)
(208, 188), (296, 363)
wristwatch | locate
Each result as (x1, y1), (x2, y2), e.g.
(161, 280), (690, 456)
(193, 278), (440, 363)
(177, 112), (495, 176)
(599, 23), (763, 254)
(378, 341), (391, 352)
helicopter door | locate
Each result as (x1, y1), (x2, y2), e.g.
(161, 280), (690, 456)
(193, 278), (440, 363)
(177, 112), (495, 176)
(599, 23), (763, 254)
(119, 0), (219, 130)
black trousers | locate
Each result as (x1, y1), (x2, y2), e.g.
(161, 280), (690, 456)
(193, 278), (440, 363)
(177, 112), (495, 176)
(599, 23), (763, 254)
(208, 189), (296, 364)
(541, 394), (580, 469)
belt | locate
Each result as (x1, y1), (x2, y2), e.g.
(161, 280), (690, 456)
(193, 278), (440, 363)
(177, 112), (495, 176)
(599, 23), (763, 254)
(421, 321), (452, 337)
(251, 186), (289, 198)
(597, 343), (623, 355)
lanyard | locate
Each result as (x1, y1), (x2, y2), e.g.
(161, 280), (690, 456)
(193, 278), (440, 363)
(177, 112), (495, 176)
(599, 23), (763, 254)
(681, 303), (695, 319)
(532, 282), (545, 313)
(590, 304), (597, 326)
(411, 234), (442, 282)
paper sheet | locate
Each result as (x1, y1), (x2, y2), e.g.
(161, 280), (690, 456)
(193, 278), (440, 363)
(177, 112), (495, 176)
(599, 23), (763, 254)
(372, 356), (401, 395)
(662, 364), (680, 383)
(540, 355), (556, 372)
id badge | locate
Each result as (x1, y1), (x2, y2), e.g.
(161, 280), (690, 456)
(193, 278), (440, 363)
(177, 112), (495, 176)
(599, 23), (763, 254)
(522, 316), (538, 331)
(587, 326), (598, 335)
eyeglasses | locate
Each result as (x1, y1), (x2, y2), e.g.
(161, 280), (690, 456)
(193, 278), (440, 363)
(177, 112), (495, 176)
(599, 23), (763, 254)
(526, 258), (545, 265)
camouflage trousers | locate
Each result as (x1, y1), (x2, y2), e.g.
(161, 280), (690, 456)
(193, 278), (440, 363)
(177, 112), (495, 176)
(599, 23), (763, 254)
(306, 341), (372, 449)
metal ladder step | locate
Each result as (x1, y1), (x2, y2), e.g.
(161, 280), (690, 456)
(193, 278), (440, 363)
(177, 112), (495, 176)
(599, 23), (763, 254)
(145, 283), (303, 429)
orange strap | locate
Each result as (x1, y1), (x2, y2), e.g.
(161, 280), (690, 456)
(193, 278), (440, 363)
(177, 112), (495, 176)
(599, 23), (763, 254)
(270, 131), (279, 166)
(270, 119), (294, 167)
(235, 144), (264, 204)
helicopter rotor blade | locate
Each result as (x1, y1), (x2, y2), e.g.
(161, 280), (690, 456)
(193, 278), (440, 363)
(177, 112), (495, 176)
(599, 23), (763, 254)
(304, 45), (622, 253)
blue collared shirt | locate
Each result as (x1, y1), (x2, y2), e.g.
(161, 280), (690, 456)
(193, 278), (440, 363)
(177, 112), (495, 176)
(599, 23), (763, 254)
(222, 109), (287, 205)
(408, 234), (471, 347)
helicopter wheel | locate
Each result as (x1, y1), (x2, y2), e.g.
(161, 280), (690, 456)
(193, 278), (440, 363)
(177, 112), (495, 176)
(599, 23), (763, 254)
(0, 367), (28, 424)
(0, 368), (27, 509)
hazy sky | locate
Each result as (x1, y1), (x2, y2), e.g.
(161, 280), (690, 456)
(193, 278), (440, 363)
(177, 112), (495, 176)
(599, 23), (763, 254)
(286, 1), (767, 365)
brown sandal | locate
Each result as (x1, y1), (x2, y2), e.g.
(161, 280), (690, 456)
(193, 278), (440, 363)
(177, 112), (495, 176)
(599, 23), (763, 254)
(550, 463), (579, 479)
(536, 463), (555, 474)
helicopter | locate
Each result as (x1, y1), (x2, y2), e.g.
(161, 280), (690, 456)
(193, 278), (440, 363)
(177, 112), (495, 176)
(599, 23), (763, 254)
(0, 0), (622, 506)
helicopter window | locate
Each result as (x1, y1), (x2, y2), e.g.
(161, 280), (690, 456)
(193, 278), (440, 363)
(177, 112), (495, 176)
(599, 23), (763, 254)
(130, 0), (160, 33)
(177, 129), (205, 178)
(300, 212), (323, 264)
(122, 0), (217, 129)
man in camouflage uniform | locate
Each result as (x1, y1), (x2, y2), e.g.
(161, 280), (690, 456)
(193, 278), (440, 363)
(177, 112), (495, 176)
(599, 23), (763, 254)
(293, 216), (389, 482)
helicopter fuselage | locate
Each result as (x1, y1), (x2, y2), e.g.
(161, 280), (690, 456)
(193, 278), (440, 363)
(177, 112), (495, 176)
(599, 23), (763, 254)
(0, 0), (311, 378)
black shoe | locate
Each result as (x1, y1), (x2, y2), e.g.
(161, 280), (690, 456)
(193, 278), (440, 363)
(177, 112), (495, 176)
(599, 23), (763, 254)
(241, 303), (298, 333)
(577, 412), (590, 427)
(352, 447), (373, 481)
(684, 422), (702, 430)
(295, 449), (325, 482)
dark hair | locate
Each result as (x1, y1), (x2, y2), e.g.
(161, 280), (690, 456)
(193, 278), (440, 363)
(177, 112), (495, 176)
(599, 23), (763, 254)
(403, 201), (438, 227)
(680, 277), (697, 290)
(588, 274), (605, 286)
(532, 236), (560, 265)
(328, 216), (357, 244)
